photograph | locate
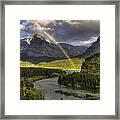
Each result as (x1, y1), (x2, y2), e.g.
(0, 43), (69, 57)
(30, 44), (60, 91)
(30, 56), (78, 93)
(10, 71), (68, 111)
(2, 1), (118, 118)
(20, 20), (100, 100)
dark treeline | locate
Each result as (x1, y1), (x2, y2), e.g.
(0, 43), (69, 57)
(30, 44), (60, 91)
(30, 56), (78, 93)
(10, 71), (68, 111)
(58, 53), (100, 93)
(20, 67), (66, 78)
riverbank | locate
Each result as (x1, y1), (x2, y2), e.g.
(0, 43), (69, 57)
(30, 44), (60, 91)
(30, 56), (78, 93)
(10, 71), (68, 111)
(34, 77), (99, 100)
(34, 77), (81, 100)
(55, 89), (99, 100)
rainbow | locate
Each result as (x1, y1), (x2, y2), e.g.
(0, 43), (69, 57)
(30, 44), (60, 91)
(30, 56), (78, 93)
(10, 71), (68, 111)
(43, 30), (75, 68)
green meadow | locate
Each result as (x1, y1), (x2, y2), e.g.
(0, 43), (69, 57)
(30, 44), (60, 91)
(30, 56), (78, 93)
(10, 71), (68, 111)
(20, 57), (84, 70)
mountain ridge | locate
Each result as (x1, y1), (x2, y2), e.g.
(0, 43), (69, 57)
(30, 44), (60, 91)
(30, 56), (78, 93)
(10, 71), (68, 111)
(80, 36), (100, 58)
(20, 34), (100, 64)
(20, 34), (89, 63)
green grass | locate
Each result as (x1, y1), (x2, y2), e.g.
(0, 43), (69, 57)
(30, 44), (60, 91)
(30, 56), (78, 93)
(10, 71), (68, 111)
(20, 58), (84, 70)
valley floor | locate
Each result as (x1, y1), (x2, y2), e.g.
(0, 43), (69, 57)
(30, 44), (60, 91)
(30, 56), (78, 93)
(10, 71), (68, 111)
(20, 57), (84, 70)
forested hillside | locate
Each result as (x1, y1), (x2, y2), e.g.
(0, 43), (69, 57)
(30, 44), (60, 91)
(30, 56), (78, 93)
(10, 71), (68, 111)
(58, 53), (100, 95)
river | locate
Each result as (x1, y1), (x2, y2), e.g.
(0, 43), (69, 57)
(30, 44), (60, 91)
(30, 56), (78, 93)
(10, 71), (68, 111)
(34, 77), (83, 100)
(34, 69), (99, 100)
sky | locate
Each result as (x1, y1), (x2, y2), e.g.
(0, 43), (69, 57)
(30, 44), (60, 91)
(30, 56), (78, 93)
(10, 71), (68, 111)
(20, 20), (100, 46)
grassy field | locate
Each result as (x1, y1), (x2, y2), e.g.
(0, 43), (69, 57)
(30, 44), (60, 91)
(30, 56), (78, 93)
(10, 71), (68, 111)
(20, 58), (84, 70)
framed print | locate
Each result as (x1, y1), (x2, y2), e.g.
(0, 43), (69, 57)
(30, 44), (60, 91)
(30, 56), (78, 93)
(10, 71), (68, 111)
(0, 0), (119, 119)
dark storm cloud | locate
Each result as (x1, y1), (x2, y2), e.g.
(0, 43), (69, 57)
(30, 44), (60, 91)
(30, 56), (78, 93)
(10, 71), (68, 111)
(47, 20), (100, 45)
(68, 20), (99, 32)
(20, 20), (100, 46)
